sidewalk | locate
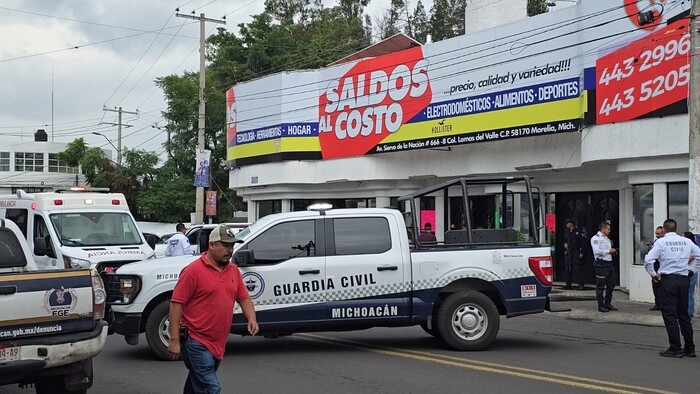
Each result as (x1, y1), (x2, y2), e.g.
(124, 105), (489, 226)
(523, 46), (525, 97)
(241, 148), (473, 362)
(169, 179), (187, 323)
(545, 282), (687, 328)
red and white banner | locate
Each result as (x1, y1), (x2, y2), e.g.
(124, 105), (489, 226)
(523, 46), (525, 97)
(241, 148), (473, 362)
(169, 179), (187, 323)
(318, 46), (432, 159)
(596, 18), (689, 124)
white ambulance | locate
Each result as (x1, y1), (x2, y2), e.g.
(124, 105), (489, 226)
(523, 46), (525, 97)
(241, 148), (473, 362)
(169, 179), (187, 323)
(0, 188), (155, 271)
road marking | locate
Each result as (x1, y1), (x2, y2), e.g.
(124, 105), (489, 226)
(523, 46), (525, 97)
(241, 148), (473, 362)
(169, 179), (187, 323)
(299, 334), (677, 394)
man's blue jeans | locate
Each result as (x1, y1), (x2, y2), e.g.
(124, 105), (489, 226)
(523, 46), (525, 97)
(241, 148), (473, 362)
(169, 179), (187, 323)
(181, 337), (221, 394)
(689, 273), (698, 319)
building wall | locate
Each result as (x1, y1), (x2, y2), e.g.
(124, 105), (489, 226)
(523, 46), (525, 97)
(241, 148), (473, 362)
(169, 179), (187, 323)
(0, 141), (88, 194)
(230, 114), (690, 302)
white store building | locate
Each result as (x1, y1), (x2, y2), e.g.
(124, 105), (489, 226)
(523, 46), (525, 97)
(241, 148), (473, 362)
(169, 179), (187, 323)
(0, 130), (87, 195)
(225, 1), (692, 303)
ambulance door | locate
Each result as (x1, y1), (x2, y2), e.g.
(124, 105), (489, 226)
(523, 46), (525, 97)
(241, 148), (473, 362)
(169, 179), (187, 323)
(325, 216), (409, 326)
(232, 218), (326, 333)
(33, 214), (59, 270)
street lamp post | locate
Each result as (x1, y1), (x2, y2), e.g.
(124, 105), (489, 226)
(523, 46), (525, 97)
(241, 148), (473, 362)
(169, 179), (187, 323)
(92, 132), (119, 163)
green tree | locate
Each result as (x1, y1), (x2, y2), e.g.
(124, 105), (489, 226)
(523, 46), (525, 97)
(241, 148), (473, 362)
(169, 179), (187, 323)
(429, 0), (453, 41)
(408, 0), (429, 43)
(527, 0), (549, 16)
(58, 138), (159, 220)
(377, 0), (406, 40)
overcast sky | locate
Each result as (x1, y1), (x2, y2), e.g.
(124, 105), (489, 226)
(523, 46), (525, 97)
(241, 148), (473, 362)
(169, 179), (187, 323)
(1, 0), (574, 163)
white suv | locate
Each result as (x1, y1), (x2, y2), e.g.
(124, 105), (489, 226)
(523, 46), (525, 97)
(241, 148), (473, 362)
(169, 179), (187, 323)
(185, 223), (250, 254)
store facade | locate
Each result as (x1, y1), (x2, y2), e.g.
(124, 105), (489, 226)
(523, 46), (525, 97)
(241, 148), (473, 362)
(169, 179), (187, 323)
(225, 1), (692, 302)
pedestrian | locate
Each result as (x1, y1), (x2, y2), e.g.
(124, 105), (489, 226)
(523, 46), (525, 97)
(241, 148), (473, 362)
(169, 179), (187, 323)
(563, 218), (585, 290)
(645, 219), (700, 358)
(165, 223), (193, 257)
(167, 224), (259, 392)
(648, 226), (665, 311)
(591, 221), (618, 313)
(418, 222), (437, 243)
(682, 231), (698, 320)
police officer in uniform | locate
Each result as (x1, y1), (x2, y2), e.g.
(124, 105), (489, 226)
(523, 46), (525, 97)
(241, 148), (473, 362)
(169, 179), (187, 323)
(591, 222), (617, 312)
(563, 218), (585, 290)
(645, 219), (700, 358)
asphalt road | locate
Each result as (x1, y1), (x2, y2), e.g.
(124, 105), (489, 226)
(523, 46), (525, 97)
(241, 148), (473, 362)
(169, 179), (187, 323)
(4, 312), (696, 393)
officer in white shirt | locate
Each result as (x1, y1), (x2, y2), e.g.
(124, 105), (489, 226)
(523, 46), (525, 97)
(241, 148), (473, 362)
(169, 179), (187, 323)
(591, 222), (617, 313)
(165, 223), (192, 257)
(645, 219), (700, 358)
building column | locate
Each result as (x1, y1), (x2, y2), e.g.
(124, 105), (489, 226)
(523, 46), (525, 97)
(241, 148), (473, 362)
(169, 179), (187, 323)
(653, 183), (668, 225)
(435, 190), (445, 242)
(247, 199), (255, 222)
(281, 199), (291, 213)
(619, 187), (633, 289)
(375, 196), (390, 209)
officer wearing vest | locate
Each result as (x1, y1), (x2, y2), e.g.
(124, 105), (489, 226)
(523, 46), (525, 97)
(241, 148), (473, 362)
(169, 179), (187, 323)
(645, 219), (700, 358)
(591, 222), (617, 313)
(563, 218), (585, 290)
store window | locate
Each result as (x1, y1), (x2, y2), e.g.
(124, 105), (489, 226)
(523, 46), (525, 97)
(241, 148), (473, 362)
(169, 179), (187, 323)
(15, 152), (44, 172)
(0, 152), (9, 171)
(632, 184), (653, 265)
(258, 200), (282, 218)
(48, 153), (79, 173)
(668, 182), (689, 233)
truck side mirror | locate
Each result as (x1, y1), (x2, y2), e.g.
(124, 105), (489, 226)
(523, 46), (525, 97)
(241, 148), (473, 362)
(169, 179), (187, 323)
(233, 250), (255, 266)
(34, 237), (54, 258)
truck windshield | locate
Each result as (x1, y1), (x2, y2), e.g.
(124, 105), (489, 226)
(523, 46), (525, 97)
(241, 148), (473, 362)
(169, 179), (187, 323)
(49, 212), (143, 246)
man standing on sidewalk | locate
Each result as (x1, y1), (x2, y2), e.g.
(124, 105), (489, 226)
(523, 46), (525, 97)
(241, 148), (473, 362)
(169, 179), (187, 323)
(645, 219), (700, 358)
(563, 218), (585, 290)
(591, 222), (617, 313)
(648, 226), (665, 311)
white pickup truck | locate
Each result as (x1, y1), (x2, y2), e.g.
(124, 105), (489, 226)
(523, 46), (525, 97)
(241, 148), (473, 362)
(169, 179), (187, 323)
(105, 176), (553, 360)
(0, 219), (108, 393)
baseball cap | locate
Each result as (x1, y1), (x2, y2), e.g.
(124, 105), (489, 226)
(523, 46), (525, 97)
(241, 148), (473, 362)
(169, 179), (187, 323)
(565, 218), (575, 225)
(209, 225), (244, 244)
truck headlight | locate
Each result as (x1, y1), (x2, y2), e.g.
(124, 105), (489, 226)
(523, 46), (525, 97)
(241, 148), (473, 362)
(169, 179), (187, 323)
(120, 277), (141, 303)
(63, 255), (91, 269)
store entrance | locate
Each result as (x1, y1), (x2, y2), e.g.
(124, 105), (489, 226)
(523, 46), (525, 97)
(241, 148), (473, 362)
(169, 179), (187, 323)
(555, 191), (619, 285)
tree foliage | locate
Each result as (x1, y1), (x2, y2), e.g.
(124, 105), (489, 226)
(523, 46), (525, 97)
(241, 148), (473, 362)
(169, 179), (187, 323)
(61, 0), (490, 222)
(527, 0), (549, 17)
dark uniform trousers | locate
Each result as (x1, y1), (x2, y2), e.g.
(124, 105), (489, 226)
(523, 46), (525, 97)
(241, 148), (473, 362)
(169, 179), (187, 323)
(659, 274), (694, 351)
(594, 259), (615, 306)
(564, 250), (584, 287)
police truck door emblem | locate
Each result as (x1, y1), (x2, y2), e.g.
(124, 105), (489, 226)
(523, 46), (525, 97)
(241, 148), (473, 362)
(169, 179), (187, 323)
(43, 287), (78, 317)
(241, 272), (265, 300)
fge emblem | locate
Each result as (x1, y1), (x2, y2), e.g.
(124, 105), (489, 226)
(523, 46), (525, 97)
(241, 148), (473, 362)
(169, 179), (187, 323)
(242, 272), (265, 300)
(43, 287), (78, 317)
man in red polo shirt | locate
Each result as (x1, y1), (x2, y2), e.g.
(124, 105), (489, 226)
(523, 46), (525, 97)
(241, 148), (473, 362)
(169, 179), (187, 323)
(168, 224), (258, 394)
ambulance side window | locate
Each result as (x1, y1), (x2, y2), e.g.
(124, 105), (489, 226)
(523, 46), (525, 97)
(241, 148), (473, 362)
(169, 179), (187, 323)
(34, 215), (56, 258)
(5, 209), (28, 239)
(243, 220), (316, 265)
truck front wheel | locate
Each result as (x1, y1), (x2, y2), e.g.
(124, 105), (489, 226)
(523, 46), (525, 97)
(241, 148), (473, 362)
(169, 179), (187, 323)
(145, 299), (172, 361)
(436, 291), (499, 351)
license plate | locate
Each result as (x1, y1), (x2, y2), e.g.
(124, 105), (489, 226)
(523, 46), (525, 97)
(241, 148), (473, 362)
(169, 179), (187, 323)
(0, 346), (20, 362)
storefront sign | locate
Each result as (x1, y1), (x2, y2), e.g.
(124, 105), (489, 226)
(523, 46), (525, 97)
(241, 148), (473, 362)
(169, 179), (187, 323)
(226, 1), (690, 167)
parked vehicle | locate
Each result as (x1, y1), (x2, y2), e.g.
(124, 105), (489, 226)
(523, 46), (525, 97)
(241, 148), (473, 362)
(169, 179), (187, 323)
(0, 188), (155, 272)
(105, 176), (552, 360)
(0, 218), (108, 393)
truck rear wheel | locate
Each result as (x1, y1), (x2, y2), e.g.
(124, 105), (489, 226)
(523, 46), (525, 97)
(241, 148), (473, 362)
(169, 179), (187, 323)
(145, 299), (172, 361)
(436, 290), (499, 351)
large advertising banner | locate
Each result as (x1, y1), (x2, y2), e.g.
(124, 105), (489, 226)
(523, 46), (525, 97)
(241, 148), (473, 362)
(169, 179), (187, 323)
(227, 1), (690, 167)
(596, 17), (689, 124)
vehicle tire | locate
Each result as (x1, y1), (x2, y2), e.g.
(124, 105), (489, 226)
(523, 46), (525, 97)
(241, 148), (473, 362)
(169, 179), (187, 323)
(145, 299), (172, 361)
(436, 290), (499, 351)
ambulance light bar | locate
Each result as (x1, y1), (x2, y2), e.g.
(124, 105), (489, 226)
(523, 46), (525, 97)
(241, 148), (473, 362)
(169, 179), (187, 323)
(55, 187), (111, 193)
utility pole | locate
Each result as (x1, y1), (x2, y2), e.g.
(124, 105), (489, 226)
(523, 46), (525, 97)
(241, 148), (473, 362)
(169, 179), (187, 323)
(689, 1), (700, 317)
(176, 11), (225, 224)
(102, 106), (137, 166)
